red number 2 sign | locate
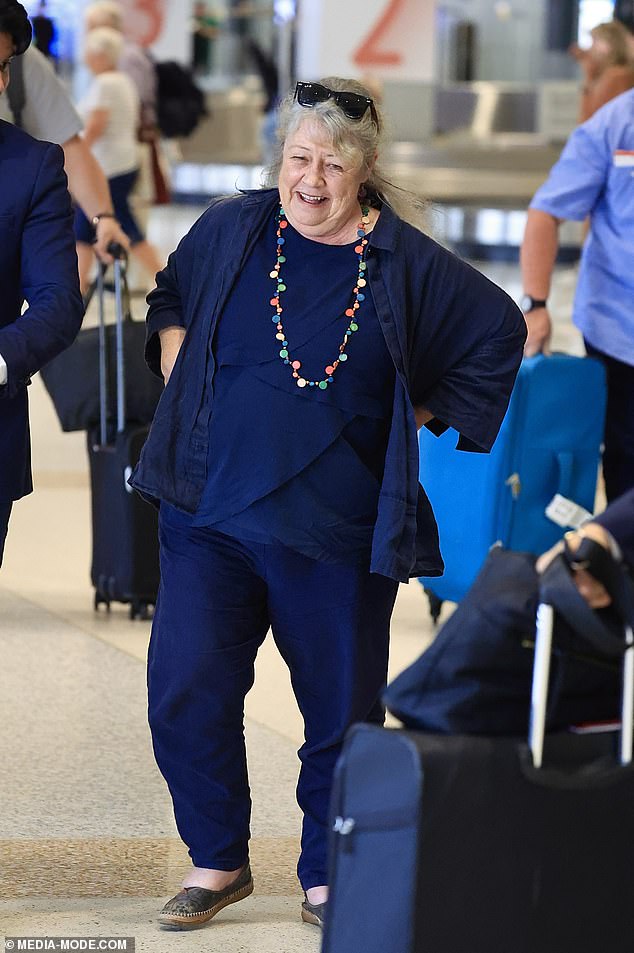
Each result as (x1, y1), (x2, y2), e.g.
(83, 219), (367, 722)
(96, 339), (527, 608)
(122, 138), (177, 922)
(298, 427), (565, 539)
(352, 0), (406, 68)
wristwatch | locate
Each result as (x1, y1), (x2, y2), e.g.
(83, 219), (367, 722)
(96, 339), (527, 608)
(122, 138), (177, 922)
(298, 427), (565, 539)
(519, 294), (548, 314)
(91, 211), (117, 227)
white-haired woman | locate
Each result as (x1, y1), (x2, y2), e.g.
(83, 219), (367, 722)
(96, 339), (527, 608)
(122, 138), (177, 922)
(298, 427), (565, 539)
(75, 25), (162, 291)
(130, 78), (526, 932)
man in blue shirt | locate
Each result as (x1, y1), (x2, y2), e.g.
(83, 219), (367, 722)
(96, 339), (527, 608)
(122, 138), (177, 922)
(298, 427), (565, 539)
(521, 88), (634, 501)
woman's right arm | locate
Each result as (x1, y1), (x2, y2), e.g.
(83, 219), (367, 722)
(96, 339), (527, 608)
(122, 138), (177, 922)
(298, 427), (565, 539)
(145, 254), (187, 380)
(146, 201), (221, 380)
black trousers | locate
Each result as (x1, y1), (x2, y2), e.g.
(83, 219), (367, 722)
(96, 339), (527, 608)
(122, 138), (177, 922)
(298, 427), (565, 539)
(585, 342), (634, 503)
(0, 501), (12, 568)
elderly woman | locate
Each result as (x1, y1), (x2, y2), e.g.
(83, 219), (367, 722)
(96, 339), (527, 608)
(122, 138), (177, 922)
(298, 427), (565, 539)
(74, 25), (162, 291)
(130, 78), (526, 930)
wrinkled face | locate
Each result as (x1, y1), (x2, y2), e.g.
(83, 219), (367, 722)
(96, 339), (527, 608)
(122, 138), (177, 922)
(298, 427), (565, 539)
(0, 33), (15, 97)
(278, 118), (369, 244)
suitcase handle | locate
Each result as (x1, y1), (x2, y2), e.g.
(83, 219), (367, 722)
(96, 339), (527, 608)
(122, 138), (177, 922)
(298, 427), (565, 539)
(529, 554), (634, 768)
(556, 450), (574, 500)
(96, 255), (131, 446)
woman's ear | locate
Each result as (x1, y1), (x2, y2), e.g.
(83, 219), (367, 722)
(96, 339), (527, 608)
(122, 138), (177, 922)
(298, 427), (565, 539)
(365, 151), (379, 178)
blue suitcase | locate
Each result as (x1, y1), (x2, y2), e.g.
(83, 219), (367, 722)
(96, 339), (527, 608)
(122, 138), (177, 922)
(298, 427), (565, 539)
(418, 353), (606, 619)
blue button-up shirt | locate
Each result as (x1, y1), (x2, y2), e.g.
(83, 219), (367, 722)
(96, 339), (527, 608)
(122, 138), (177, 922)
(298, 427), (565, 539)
(130, 189), (525, 581)
(531, 89), (634, 365)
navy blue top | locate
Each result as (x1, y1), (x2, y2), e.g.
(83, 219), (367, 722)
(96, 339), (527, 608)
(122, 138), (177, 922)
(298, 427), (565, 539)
(132, 190), (526, 581)
(169, 212), (395, 566)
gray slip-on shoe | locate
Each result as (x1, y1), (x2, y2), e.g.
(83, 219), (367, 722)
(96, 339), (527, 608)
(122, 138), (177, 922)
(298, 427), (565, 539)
(158, 863), (253, 930)
(301, 897), (327, 928)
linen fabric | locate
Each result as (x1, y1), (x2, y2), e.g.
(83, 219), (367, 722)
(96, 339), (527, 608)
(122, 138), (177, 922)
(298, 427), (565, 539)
(0, 500), (12, 567)
(530, 89), (634, 366)
(177, 213), (394, 565)
(149, 508), (399, 889)
(130, 189), (526, 581)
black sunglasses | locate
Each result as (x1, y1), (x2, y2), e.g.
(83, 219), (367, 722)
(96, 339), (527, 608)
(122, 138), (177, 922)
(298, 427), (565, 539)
(294, 82), (379, 127)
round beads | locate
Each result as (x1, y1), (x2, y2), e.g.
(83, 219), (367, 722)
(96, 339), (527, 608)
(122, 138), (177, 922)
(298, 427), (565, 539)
(270, 203), (370, 390)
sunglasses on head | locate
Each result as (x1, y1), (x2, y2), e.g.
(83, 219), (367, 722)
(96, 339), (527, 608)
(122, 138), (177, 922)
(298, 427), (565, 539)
(294, 82), (378, 127)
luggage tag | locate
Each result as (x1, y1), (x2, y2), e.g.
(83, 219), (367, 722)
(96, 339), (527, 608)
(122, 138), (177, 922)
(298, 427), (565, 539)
(546, 493), (593, 530)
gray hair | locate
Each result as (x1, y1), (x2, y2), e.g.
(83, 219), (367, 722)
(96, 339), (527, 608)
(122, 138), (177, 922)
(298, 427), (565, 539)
(263, 76), (427, 231)
(84, 0), (123, 31)
(84, 25), (123, 66)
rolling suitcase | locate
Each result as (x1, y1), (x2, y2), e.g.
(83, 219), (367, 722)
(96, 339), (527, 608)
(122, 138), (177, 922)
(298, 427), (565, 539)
(323, 555), (634, 953)
(86, 253), (160, 619)
(418, 353), (606, 620)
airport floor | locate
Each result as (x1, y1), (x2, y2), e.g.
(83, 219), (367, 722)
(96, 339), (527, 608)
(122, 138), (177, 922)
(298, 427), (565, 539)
(0, 204), (584, 952)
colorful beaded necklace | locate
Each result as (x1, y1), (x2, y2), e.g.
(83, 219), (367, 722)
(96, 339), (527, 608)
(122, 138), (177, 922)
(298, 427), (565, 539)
(269, 203), (370, 390)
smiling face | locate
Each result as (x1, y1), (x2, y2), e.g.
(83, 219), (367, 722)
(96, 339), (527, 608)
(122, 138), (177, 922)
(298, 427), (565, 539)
(278, 118), (370, 244)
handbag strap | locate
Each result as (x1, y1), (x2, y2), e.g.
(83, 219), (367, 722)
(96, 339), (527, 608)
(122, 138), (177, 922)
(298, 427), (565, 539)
(539, 553), (634, 659)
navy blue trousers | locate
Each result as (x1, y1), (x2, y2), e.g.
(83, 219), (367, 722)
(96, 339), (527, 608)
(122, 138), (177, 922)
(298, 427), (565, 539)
(0, 501), (12, 568)
(585, 341), (634, 502)
(148, 507), (399, 890)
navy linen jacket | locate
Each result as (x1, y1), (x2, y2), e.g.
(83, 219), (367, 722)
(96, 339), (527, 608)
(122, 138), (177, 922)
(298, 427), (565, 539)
(0, 120), (83, 502)
(130, 189), (526, 581)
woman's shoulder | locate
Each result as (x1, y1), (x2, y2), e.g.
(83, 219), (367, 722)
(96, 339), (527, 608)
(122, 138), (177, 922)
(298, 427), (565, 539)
(178, 189), (278, 251)
(197, 188), (277, 228)
(385, 210), (467, 272)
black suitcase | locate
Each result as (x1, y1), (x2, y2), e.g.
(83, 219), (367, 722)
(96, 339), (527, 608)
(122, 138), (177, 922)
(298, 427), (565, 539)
(323, 558), (634, 953)
(86, 255), (160, 619)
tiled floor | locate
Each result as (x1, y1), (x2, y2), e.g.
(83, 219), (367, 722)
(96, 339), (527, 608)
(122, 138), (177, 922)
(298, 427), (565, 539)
(0, 203), (583, 952)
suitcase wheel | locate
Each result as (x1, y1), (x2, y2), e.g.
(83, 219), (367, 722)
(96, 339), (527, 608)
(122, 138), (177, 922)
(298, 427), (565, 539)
(130, 599), (153, 622)
(424, 588), (443, 625)
(94, 591), (111, 613)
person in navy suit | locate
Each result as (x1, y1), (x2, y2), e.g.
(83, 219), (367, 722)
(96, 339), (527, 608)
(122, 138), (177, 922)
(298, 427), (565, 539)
(0, 1), (84, 566)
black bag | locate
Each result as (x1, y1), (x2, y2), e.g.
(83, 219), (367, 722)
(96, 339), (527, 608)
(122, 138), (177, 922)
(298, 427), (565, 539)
(384, 546), (627, 734)
(86, 257), (159, 619)
(40, 269), (163, 432)
(155, 61), (207, 138)
(323, 558), (634, 953)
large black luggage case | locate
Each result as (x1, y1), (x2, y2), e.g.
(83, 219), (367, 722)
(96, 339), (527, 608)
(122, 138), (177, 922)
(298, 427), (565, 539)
(87, 425), (159, 618)
(87, 255), (159, 619)
(323, 559), (634, 953)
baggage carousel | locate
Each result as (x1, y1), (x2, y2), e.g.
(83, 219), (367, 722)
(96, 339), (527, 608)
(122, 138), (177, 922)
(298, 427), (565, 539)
(170, 83), (582, 261)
